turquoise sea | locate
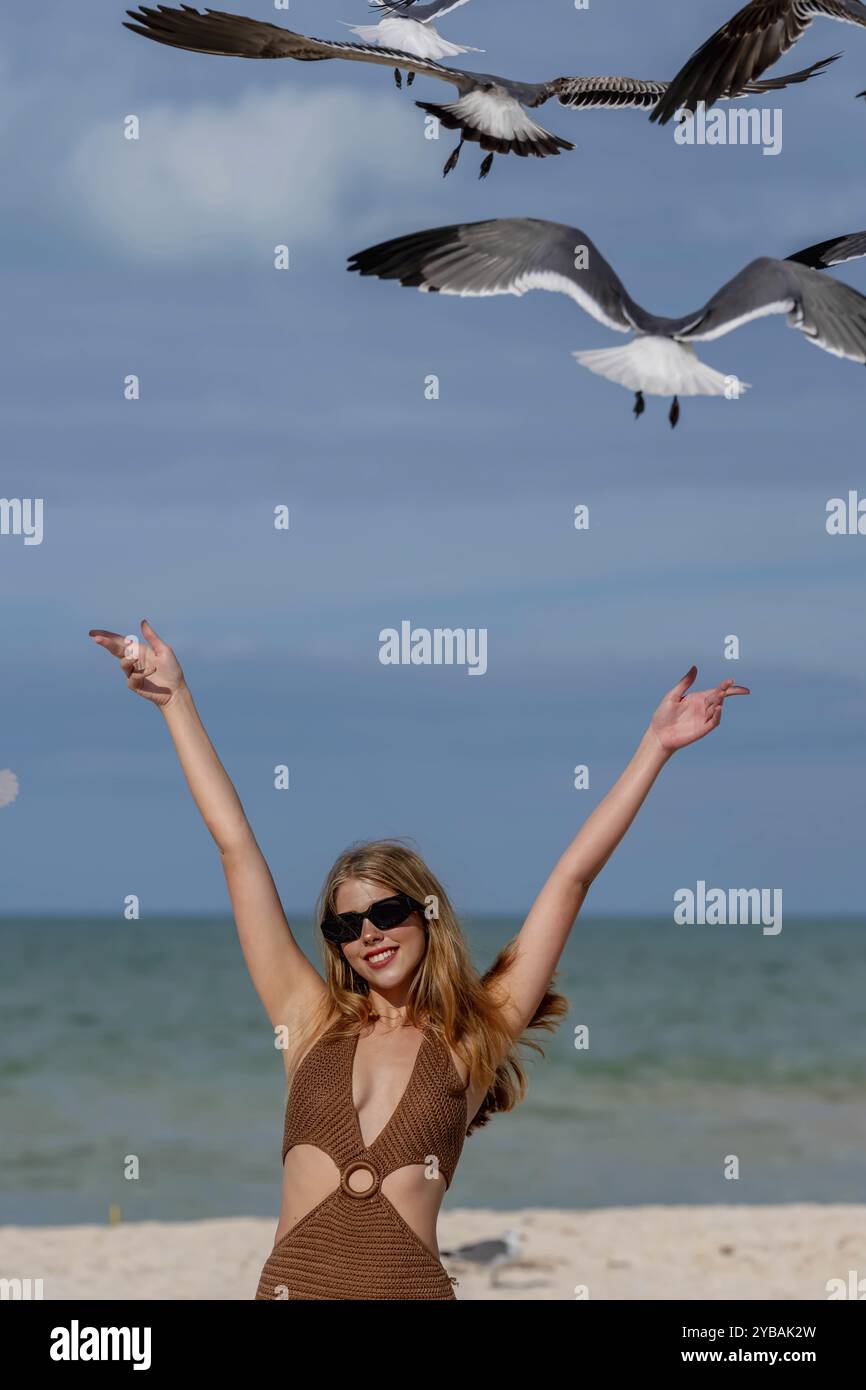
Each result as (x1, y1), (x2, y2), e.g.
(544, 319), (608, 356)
(1, 916), (864, 1225)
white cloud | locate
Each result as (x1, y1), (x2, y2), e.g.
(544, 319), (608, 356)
(63, 85), (427, 261)
(0, 769), (19, 807)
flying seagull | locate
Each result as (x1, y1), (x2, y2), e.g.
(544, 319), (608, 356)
(347, 1), (481, 89)
(123, 7), (835, 179)
(651, 0), (866, 124)
(348, 218), (866, 426)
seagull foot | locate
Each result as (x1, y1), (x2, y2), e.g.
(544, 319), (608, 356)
(479, 153), (495, 180)
(633, 390), (645, 420)
(394, 68), (402, 89)
(443, 139), (464, 177)
(669, 395), (680, 429)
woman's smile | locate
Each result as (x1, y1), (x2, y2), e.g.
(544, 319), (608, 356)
(364, 945), (399, 970)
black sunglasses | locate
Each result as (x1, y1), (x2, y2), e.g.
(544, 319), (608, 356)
(320, 892), (425, 945)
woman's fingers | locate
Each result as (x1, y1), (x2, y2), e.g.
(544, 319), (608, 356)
(708, 679), (750, 699)
(140, 618), (168, 657)
(90, 629), (147, 664)
(128, 668), (154, 692)
(670, 665), (698, 701)
(120, 654), (156, 689)
(91, 627), (163, 673)
(702, 679), (751, 727)
(89, 629), (129, 658)
(90, 624), (169, 700)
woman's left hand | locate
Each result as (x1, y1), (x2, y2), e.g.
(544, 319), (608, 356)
(650, 666), (750, 754)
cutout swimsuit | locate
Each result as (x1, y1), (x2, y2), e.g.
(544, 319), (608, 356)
(255, 1021), (468, 1300)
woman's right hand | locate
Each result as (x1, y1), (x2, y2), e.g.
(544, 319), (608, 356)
(88, 619), (185, 708)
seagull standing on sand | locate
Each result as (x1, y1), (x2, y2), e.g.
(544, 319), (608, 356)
(440, 1230), (525, 1287)
(651, 0), (866, 123)
(123, 7), (835, 180)
(347, 0), (482, 88)
(348, 218), (866, 426)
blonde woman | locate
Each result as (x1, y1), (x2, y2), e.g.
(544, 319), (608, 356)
(89, 619), (749, 1300)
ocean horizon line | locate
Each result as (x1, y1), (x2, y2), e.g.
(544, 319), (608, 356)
(3, 911), (865, 922)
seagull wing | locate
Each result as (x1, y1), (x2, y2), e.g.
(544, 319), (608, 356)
(348, 219), (642, 334)
(441, 1238), (509, 1261)
(787, 230), (866, 266)
(738, 50), (841, 88)
(534, 54), (836, 112)
(650, 0), (866, 124)
(543, 76), (670, 111)
(124, 5), (471, 86)
(672, 256), (866, 363)
(125, 9), (575, 157)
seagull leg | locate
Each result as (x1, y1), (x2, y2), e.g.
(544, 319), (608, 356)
(669, 396), (680, 429)
(407, 72), (415, 87)
(443, 139), (464, 177)
(479, 153), (495, 180)
(394, 68), (402, 89)
(633, 391), (645, 420)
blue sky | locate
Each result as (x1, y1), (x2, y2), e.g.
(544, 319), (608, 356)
(2, 0), (865, 915)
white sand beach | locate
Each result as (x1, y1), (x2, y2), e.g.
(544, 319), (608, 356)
(2, 1205), (864, 1300)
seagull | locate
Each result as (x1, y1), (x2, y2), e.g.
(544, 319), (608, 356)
(788, 229), (866, 266)
(651, 0), (866, 124)
(123, 7), (835, 180)
(346, 1), (482, 89)
(347, 218), (866, 426)
(440, 1229), (524, 1287)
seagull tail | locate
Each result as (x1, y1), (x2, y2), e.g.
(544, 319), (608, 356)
(346, 18), (483, 59)
(572, 337), (750, 398)
(344, 22), (388, 43)
(416, 99), (574, 156)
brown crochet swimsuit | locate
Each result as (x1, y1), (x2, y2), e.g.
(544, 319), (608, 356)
(255, 1020), (469, 1300)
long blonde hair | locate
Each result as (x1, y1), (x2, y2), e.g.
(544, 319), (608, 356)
(297, 839), (568, 1134)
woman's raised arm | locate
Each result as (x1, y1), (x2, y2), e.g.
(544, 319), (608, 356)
(88, 619), (327, 1031)
(492, 667), (750, 1039)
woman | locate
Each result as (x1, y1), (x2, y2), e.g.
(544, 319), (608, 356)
(88, 619), (749, 1300)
